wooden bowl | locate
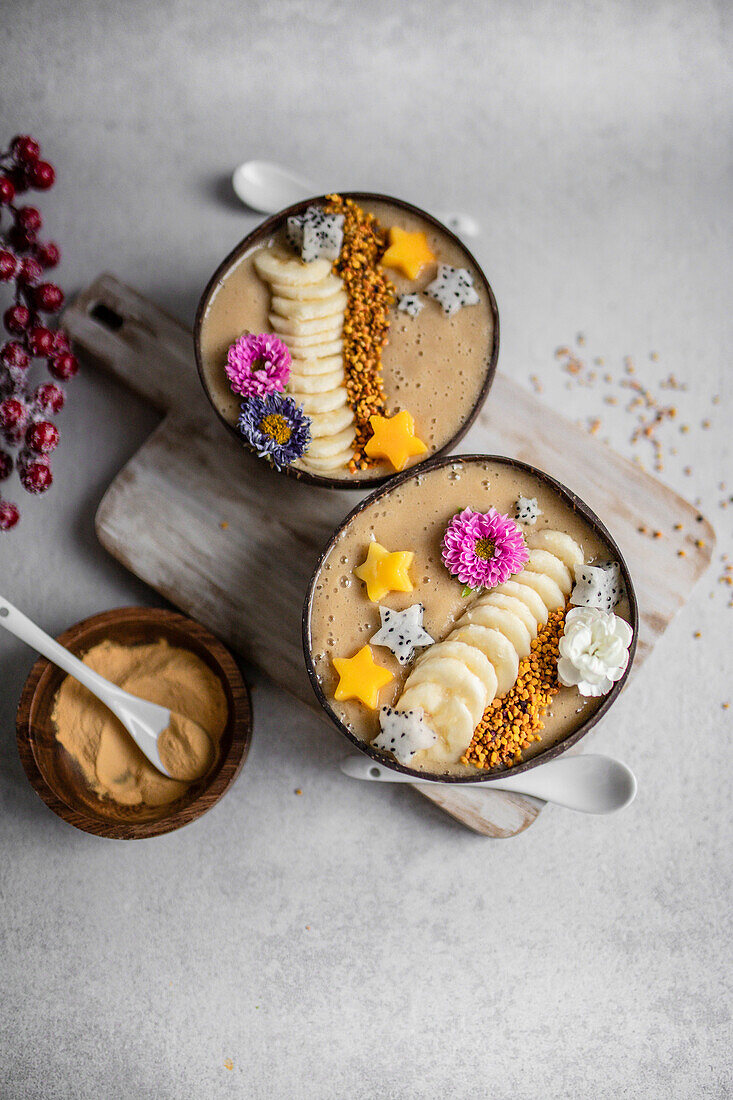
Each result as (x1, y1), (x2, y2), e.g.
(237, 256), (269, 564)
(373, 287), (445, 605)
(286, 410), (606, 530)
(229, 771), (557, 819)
(193, 192), (500, 491)
(302, 454), (639, 783)
(16, 607), (252, 838)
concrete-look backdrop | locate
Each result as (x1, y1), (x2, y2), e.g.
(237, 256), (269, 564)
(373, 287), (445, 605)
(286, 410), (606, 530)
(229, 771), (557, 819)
(0, 2), (730, 1097)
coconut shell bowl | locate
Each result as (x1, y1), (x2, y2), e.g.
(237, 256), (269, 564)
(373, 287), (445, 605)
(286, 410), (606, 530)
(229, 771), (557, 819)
(193, 192), (500, 490)
(302, 454), (639, 784)
(16, 607), (252, 839)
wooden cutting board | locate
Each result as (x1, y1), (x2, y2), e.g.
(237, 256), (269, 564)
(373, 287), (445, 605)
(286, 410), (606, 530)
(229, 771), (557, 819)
(64, 274), (715, 837)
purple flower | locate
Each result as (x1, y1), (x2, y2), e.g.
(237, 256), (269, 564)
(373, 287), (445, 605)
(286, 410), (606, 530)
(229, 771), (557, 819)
(441, 507), (529, 591)
(237, 392), (311, 470)
(225, 332), (291, 398)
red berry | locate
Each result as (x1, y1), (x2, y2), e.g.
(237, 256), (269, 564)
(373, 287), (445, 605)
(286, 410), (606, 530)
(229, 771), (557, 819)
(0, 450), (12, 480)
(27, 325), (55, 356)
(1, 341), (30, 371)
(4, 303), (31, 335)
(0, 396), (28, 430)
(26, 419), (59, 454)
(7, 226), (35, 255)
(0, 499), (20, 530)
(10, 135), (40, 164)
(33, 283), (64, 312)
(32, 382), (65, 415)
(27, 161), (55, 190)
(18, 256), (44, 286)
(4, 304), (31, 334)
(15, 206), (42, 233)
(0, 175), (15, 204)
(20, 458), (52, 494)
(49, 352), (78, 381)
(7, 167), (29, 195)
(34, 241), (60, 269)
(0, 250), (17, 281)
(53, 329), (70, 354)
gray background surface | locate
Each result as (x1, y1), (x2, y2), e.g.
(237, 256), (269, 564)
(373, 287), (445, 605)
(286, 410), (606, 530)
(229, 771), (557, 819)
(0, 2), (731, 1097)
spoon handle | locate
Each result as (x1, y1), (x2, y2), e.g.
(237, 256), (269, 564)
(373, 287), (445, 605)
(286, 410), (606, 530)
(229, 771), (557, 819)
(0, 595), (134, 706)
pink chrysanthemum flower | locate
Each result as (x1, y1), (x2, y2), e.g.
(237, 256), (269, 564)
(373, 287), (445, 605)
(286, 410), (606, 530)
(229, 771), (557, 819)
(225, 332), (291, 398)
(441, 507), (529, 591)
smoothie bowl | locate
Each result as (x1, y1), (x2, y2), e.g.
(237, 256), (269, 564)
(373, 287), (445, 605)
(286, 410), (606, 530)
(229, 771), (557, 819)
(194, 193), (499, 489)
(303, 455), (638, 782)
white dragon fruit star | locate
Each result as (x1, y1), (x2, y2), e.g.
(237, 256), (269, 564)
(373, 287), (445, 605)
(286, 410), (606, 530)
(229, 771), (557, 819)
(287, 205), (344, 263)
(425, 264), (479, 317)
(374, 704), (438, 764)
(558, 605), (633, 697)
(570, 560), (624, 611)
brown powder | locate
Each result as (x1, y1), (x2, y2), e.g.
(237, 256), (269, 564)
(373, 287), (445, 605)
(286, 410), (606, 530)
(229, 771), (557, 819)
(51, 638), (228, 807)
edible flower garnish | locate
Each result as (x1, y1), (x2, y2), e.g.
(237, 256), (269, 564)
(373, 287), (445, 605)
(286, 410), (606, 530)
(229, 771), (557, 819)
(237, 392), (311, 470)
(226, 332), (291, 398)
(441, 507), (529, 593)
(332, 645), (394, 709)
(557, 606), (633, 697)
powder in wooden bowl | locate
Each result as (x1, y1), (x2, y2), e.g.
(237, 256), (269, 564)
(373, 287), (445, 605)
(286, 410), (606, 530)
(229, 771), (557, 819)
(51, 637), (228, 807)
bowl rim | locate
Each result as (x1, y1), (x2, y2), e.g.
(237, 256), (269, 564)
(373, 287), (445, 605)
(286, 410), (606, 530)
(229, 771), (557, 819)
(193, 190), (500, 491)
(15, 606), (252, 838)
(302, 453), (639, 783)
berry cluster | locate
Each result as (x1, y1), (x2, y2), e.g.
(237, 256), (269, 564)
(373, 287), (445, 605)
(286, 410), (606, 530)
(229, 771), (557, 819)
(0, 134), (78, 531)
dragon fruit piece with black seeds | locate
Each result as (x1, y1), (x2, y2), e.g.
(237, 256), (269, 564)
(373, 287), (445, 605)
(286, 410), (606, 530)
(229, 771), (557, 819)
(397, 294), (424, 318)
(287, 205), (344, 263)
(570, 560), (624, 611)
(515, 495), (541, 525)
(425, 264), (479, 317)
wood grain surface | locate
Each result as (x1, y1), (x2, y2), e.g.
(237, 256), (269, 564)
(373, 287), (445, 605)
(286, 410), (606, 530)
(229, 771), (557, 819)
(63, 274), (715, 837)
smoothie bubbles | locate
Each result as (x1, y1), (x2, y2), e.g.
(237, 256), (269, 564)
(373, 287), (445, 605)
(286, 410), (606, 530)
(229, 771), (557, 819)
(195, 194), (499, 488)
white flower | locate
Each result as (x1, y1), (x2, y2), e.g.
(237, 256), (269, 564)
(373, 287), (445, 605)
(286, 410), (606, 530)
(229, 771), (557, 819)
(557, 606), (633, 697)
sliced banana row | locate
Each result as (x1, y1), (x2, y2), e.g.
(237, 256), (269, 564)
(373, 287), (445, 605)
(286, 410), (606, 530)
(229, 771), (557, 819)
(252, 248), (355, 472)
(393, 530), (584, 764)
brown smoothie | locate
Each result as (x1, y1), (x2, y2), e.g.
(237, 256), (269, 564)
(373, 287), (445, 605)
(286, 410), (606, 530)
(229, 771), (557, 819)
(306, 458), (631, 776)
(198, 198), (496, 481)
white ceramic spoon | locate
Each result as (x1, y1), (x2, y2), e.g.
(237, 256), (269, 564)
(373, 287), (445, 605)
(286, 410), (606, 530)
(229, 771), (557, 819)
(1, 596), (176, 777)
(340, 753), (637, 814)
(231, 159), (481, 239)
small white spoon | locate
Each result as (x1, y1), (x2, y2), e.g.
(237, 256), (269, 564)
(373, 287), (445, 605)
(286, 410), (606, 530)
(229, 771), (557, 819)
(340, 753), (637, 814)
(231, 159), (481, 239)
(2, 596), (180, 778)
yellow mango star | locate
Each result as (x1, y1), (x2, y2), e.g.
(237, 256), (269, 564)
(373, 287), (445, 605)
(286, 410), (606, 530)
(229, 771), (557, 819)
(332, 645), (394, 709)
(381, 226), (435, 280)
(355, 540), (414, 602)
(364, 410), (428, 472)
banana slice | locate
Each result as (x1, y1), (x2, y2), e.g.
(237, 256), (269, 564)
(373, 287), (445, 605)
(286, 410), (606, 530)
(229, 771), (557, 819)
(288, 367), (345, 394)
(516, 570), (565, 612)
(271, 290), (348, 321)
(282, 338), (344, 358)
(525, 549), (573, 597)
(253, 248), (331, 286)
(269, 313), (344, 337)
(286, 354), (343, 376)
(492, 580), (549, 627)
(479, 593), (538, 639)
(305, 424), (356, 459)
(448, 625), (519, 696)
(460, 604), (532, 659)
(398, 686), (475, 763)
(528, 530), (584, 572)
(300, 446), (354, 472)
(308, 406), (355, 439)
(415, 640), (498, 703)
(290, 388), (348, 415)
(269, 274), (343, 300)
(275, 328), (343, 349)
(405, 658), (487, 726)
